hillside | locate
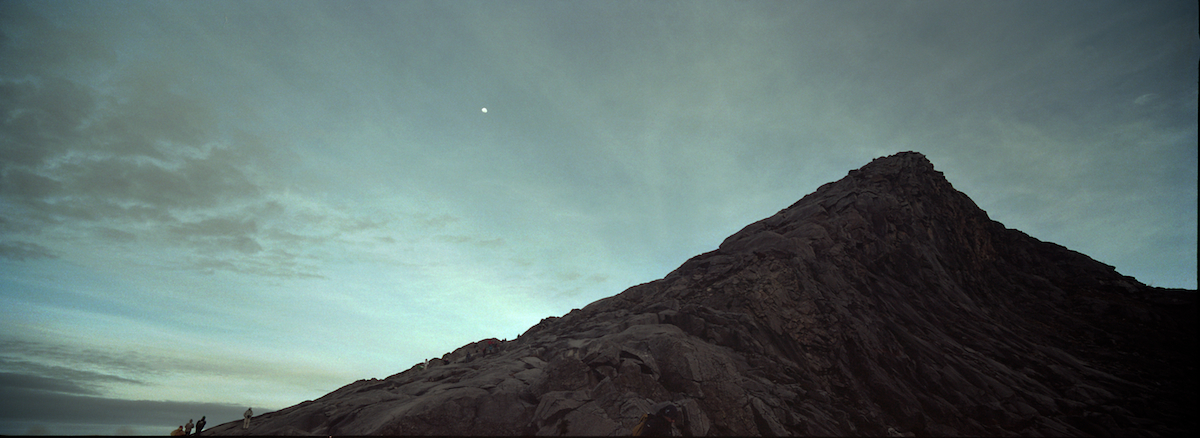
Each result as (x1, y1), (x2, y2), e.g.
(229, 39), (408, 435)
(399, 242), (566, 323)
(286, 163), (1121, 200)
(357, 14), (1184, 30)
(201, 152), (1196, 436)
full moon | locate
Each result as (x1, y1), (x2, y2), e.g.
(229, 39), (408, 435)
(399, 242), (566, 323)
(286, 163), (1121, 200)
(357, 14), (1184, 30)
(481, 107), (487, 113)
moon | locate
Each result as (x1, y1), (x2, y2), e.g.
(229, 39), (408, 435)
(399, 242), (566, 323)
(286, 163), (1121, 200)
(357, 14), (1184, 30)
(481, 107), (487, 113)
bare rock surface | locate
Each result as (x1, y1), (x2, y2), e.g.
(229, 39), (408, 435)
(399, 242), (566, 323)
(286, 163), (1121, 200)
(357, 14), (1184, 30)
(202, 152), (1196, 436)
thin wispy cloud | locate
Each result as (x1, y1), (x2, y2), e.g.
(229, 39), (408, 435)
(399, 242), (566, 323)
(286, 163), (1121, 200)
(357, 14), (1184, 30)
(0, 72), (414, 278)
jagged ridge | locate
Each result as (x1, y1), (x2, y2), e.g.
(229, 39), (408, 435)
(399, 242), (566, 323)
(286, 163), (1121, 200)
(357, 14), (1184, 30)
(201, 152), (1196, 436)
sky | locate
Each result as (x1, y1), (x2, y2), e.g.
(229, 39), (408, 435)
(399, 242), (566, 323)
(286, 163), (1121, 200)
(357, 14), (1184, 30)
(0, 0), (1195, 435)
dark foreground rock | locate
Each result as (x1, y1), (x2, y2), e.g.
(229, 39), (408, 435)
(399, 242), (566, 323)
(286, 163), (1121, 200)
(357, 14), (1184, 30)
(202, 152), (1196, 436)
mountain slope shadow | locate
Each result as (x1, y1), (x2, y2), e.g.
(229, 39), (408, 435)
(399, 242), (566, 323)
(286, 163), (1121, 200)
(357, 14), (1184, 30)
(201, 152), (1196, 436)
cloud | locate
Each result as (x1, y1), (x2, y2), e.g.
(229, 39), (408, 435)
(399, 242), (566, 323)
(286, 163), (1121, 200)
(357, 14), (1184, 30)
(0, 339), (159, 381)
(91, 227), (136, 243)
(0, 371), (102, 396)
(0, 335), (353, 413)
(0, 15), (413, 279)
(0, 241), (56, 260)
(0, 385), (249, 429)
(0, 70), (284, 271)
(414, 213), (461, 230)
(0, 342), (249, 432)
(434, 234), (505, 248)
(0, 74), (265, 220)
(0, 361), (145, 395)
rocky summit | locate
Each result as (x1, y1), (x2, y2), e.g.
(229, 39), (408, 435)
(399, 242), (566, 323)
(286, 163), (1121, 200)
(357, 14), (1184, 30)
(202, 152), (1196, 436)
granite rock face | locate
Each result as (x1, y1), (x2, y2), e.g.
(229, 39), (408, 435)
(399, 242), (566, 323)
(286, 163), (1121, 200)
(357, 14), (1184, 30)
(203, 152), (1196, 436)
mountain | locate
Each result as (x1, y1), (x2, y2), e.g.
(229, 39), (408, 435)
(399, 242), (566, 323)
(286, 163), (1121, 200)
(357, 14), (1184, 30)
(201, 152), (1196, 436)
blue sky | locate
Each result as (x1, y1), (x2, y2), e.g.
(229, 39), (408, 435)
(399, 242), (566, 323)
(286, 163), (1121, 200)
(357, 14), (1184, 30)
(1, 0), (1196, 435)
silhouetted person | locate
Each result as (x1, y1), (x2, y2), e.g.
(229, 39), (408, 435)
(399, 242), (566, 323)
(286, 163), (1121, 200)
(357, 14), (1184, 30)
(195, 416), (206, 434)
(184, 419), (193, 435)
(243, 408), (253, 429)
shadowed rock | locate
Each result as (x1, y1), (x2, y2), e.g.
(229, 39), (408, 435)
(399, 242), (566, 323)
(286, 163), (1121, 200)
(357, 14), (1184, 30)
(201, 152), (1196, 436)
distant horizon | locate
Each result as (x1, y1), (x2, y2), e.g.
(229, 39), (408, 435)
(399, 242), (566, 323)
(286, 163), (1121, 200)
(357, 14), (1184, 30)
(2, 0), (1195, 435)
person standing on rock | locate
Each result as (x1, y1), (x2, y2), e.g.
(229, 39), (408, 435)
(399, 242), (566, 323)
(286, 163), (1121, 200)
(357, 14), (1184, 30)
(243, 408), (253, 429)
(184, 419), (193, 435)
(195, 416), (206, 434)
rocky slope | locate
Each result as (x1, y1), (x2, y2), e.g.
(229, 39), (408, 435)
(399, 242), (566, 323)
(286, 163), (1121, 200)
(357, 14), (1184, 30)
(202, 152), (1196, 436)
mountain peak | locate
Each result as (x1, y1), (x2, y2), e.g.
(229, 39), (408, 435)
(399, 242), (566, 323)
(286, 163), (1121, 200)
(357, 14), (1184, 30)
(202, 152), (1196, 437)
(712, 151), (987, 265)
(849, 150), (936, 178)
